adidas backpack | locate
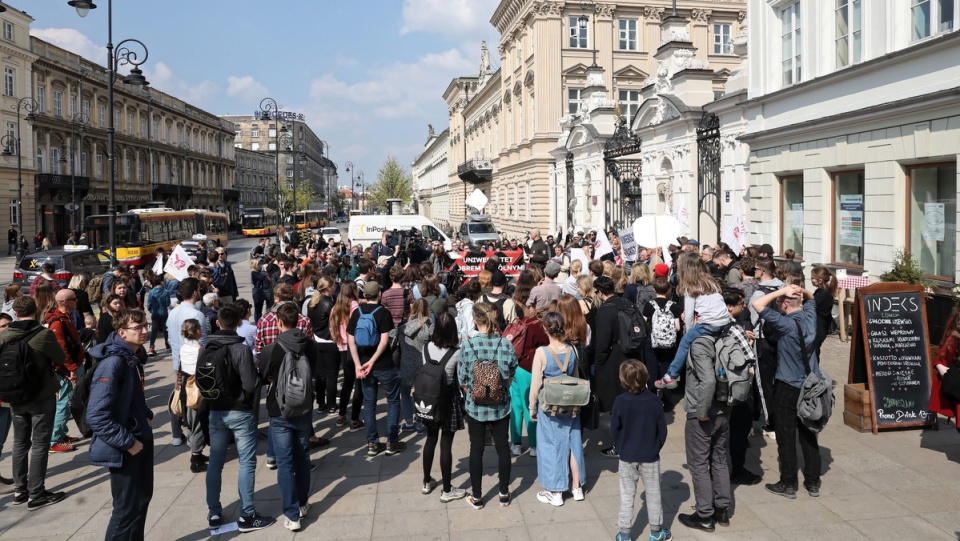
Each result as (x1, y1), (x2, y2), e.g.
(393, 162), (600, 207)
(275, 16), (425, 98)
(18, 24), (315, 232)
(413, 346), (458, 424)
(0, 327), (44, 405)
(354, 306), (382, 348)
(195, 342), (237, 406)
(275, 342), (315, 418)
(649, 300), (677, 349)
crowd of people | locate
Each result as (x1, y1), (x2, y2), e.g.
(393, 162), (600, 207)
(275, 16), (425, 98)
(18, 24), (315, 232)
(0, 225), (842, 541)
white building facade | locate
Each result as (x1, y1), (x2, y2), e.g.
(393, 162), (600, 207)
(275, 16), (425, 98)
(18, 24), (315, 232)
(412, 127), (451, 226)
(743, 0), (960, 283)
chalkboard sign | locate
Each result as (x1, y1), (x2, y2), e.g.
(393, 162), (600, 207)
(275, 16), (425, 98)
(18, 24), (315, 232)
(847, 282), (935, 433)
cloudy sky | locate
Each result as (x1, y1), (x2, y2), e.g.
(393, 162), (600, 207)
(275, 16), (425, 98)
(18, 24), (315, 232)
(29, 0), (501, 187)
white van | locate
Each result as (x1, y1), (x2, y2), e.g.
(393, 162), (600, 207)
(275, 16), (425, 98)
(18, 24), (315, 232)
(348, 215), (452, 251)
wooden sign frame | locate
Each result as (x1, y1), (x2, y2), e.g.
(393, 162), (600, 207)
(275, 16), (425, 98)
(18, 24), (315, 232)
(847, 282), (935, 434)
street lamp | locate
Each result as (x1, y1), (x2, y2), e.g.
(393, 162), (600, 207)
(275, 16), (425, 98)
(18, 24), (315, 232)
(1, 97), (37, 236)
(280, 134), (305, 219)
(344, 160), (355, 211)
(578, 1), (597, 66)
(355, 171), (365, 214)
(66, 0), (150, 266)
(69, 113), (88, 234)
(259, 97), (288, 244)
(176, 142), (189, 210)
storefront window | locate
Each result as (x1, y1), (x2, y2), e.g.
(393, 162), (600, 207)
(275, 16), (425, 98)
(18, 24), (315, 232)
(782, 176), (804, 256)
(834, 171), (865, 266)
(909, 164), (957, 279)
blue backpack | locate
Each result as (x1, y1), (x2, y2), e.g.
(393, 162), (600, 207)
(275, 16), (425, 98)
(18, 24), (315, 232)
(354, 306), (382, 348)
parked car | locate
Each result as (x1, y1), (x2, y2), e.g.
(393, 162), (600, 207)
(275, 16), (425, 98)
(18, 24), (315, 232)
(14, 249), (111, 288)
(319, 227), (342, 244)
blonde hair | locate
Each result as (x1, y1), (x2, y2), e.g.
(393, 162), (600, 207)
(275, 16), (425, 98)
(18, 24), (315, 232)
(577, 275), (599, 307)
(181, 318), (202, 340)
(308, 276), (336, 309)
(609, 265), (627, 294)
(408, 298), (431, 326)
(676, 251), (721, 297)
(630, 263), (652, 286)
(569, 259), (582, 276)
(601, 260), (615, 277)
(472, 302), (500, 334)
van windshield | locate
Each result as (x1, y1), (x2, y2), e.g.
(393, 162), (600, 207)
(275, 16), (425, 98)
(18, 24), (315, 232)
(468, 223), (497, 234)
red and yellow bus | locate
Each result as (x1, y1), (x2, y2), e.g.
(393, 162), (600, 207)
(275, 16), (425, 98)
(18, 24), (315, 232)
(289, 209), (328, 230)
(83, 208), (229, 268)
(241, 207), (279, 237)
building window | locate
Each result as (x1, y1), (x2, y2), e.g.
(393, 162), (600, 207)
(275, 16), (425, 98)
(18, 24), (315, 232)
(268, 128), (277, 138)
(286, 156), (294, 165)
(618, 90), (641, 127)
(781, 177), (804, 257)
(127, 113), (134, 134)
(3, 21), (12, 41)
(52, 148), (61, 173)
(3, 67), (13, 97)
(125, 157), (132, 180)
(137, 161), (144, 183)
(713, 23), (732, 54)
(166, 124), (171, 143)
(235, 129), (241, 139)
(268, 142), (277, 151)
(568, 16), (588, 49)
(781, 2), (802, 86)
(82, 99), (90, 119)
(70, 95), (77, 116)
(618, 19), (638, 51)
(251, 142), (260, 151)
(251, 128), (260, 138)
(53, 91), (63, 117)
(99, 104), (106, 127)
(36, 87), (45, 112)
(286, 169), (293, 179)
(36, 148), (44, 174)
(141, 117), (147, 137)
(908, 163), (957, 279)
(834, 171), (865, 266)
(836, 0), (863, 67)
(114, 110), (120, 130)
(567, 88), (582, 114)
(80, 152), (87, 176)
(912, 0), (957, 40)
(96, 154), (103, 179)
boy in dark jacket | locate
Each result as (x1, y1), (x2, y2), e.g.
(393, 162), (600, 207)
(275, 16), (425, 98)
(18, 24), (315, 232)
(610, 360), (669, 541)
(86, 309), (153, 539)
(5, 296), (67, 509)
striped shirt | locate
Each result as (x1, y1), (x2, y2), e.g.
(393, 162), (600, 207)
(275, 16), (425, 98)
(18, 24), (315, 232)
(457, 332), (518, 422)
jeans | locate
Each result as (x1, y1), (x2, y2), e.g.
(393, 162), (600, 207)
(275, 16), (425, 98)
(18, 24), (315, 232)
(466, 415), (511, 499)
(207, 410), (257, 518)
(339, 351), (362, 421)
(684, 413), (731, 517)
(252, 289), (270, 322)
(667, 323), (724, 378)
(270, 414), (311, 521)
(52, 370), (80, 445)
(509, 367), (536, 449)
(774, 381), (821, 487)
(317, 342), (340, 408)
(149, 315), (168, 349)
(105, 440), (154, 541)
(12, 397), (56, 498)
(0, 406), (12, 455)
(361, 367), (401, 444)
(423, 427), (456, 492)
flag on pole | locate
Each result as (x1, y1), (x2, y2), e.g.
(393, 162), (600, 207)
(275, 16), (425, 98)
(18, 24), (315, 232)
(723, 203), (749, 255)
(676, 198), (690, 236)
(151, 254), (163, 276)
(164, 244), (193, 281)
(661, 243), (672, 267)
(594, 232), (614, 259)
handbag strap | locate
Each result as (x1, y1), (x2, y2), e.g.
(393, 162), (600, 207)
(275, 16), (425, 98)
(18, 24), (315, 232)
(794, 318), (812, 376)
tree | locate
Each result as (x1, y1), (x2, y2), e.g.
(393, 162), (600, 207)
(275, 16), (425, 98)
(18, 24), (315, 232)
(368, 156), (413, 211)
(265, 180), (320, 216)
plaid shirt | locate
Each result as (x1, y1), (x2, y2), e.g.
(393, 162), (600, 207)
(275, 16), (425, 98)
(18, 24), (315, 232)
(726, 322), (757, 363)
(254, 301), (314, 355)
(457, 333), (517, 422)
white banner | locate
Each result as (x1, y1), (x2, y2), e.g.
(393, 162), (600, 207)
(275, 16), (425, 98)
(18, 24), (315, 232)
(163, 244), (193, 281)
(594, 232), (614, 259)
(676, 198), (690, 236)
(721, 203), (749, 255)
(618, 227), (638, 260)
(151, 255), (163, 276)
(569, 248), (591, 275)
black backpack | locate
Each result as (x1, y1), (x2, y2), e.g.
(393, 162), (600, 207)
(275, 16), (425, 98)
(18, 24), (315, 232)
(482, 294), (509, 331)
(195, 342), (237, 406)
(69, 355), (124, 438)
(636, 284), (656, 310)
(614, 301), (647, 356)
(413, 346), (458, 424)
(0, 327), (45, 405)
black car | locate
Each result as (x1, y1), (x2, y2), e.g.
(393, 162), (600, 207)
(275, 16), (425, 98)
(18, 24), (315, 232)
(14, 249), (111, 288)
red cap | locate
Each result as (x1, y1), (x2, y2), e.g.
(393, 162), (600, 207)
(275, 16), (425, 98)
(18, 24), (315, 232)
(654, 263), (670, 278)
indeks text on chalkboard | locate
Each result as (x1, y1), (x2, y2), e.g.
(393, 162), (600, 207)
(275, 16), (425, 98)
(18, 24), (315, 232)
(865, 295), (921, 313)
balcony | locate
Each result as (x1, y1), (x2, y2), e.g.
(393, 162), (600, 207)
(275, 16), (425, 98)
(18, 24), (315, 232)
(223, 188), (241, 201)
(457, 159), (493, 184)
(36, 173), (90, 191)
(152, 183), (193, 198)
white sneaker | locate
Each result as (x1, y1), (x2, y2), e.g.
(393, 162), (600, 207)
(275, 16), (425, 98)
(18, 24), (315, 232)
(284, 516), (301, 531)
(510, 444), (521, 456)
(529, 447), (537, 457)
(171, 437), (184, 446)
(763, 429), (776, 440)
(299, 503), (309, 518)
(440, 488), (467, 503)
(572, 487), (584, 501)
(536, 490), (563, 507)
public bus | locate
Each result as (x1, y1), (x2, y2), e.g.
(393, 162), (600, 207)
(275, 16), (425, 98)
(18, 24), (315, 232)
(241, 207), (279, 237)
(288, 209), (329, 230)
(349, 209), (363, 217)
(83, 208), (229, 268)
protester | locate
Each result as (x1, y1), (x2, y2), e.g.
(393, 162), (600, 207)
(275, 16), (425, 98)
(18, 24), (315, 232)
(330, 281), (364, 430)
(399, 299), (432, 433)
(44, 289), (85, 453)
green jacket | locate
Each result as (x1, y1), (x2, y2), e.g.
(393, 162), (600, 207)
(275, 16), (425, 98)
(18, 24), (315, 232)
(1, 320), (67, 409)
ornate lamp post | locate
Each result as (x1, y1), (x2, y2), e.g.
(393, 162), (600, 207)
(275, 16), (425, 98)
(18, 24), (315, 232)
(344, 161), (355, 211)
(355, 171), (365, 214)
(259, 97), (288, 244)
(0, 97), (37, 234)
(66, 0), (150, 265)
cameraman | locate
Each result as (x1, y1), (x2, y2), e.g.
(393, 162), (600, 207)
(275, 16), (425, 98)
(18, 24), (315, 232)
(405, 229), (432, 266)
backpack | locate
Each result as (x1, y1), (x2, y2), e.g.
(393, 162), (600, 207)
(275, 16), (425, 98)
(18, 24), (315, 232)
(147, 287), (170, 319)
(87, 274), (105, 304)
(649, 300), (677, 349)
(195, 342), (237, 406)
(275, 342), (315, 418)
(714, 323), (756, 406)
(539, 347), (590, 416)
(636, 284), (656, 308)
(470, 337), (507, 406)
(69, 357), (104, 438)
(482, 294), (508, 332)
(0, 327), (45, 404)
(502, 317), (532, 365)
(413, 346), (458, 424)
(354, 306), (383, 348)
(614, 302), (646, 356)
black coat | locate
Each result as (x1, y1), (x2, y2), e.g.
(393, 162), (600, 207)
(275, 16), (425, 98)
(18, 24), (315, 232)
(594, 295), (631, 412)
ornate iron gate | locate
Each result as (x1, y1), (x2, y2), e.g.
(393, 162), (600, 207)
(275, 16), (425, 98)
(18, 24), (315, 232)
(604, 119), (643, 230)
(565, 152), (575, 228)
(696, 112), (721, 245)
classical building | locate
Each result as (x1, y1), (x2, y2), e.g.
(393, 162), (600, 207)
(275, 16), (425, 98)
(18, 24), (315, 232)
(234, 147), (274, 211)
(412, 124), (451, 226)
(742, 0), (960, 283)
(224, 114), (337, 217)
(0, 6), (37, 237)
(30, 38), (236, 242)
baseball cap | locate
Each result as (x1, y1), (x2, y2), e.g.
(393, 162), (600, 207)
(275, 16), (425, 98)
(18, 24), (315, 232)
(688, 239), (700, 247)
(654, 263), (670, 278)
(362, 281), (382, 297)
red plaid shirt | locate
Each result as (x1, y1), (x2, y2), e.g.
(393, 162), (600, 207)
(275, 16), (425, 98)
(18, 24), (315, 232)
(30, 275), (61, 297)
(254, 301), (314, 355)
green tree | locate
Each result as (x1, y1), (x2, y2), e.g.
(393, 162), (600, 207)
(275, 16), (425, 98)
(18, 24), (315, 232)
(368, 156), (413, 210)
(265, 180), (320, 215)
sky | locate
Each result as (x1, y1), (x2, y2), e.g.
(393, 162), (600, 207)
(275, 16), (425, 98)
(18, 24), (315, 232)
(26, 0), (502, 189)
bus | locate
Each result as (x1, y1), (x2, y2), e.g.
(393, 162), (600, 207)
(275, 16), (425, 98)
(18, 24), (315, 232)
(288, 209), (328, 230)
(83, 208), (228, 268)
(349, 209), (363, 217)
(241, 207), (279, 237)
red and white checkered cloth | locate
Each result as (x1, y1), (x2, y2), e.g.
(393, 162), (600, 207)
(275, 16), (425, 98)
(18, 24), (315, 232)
(837, 275), (872, 290)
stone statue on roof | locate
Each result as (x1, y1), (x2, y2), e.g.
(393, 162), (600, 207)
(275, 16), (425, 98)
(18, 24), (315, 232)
(479, 41), (492, 78)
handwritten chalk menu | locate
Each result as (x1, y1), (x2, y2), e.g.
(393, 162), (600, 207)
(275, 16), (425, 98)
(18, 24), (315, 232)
(847, 282), (935, 433)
